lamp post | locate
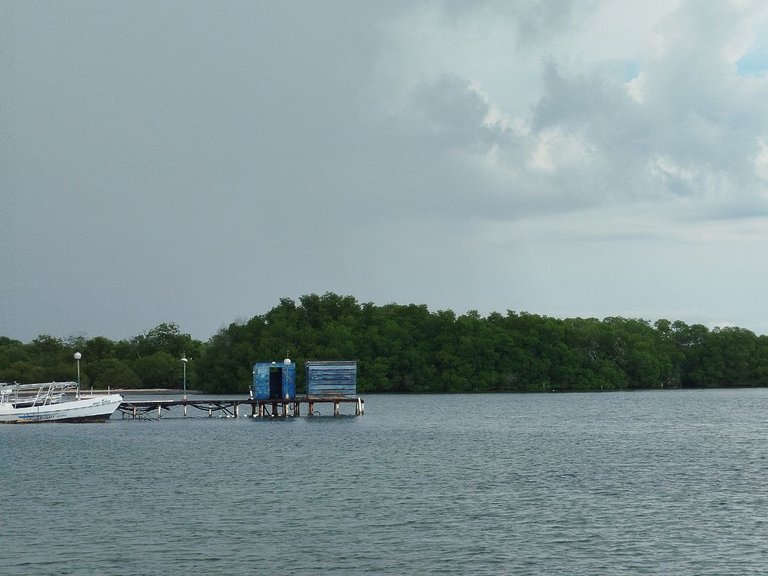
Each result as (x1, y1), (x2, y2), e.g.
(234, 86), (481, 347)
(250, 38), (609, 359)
(74, 352), (82, 398)
(181, 354), (188, 416)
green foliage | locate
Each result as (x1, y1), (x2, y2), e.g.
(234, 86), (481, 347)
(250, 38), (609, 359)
(0, 323), (201, 391)
(88, 358), (142, 389)
(3, 294), (768, 394)
(132, 352), (182, 388)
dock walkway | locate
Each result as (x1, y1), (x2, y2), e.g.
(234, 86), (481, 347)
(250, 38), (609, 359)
(117, 395), (364, 419)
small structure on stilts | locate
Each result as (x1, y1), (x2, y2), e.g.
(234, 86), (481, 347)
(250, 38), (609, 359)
(251, 357), (297, 417)
(305, 360), (359, 416)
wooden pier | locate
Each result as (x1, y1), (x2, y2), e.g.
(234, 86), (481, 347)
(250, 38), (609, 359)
(117, 395), (365, 420)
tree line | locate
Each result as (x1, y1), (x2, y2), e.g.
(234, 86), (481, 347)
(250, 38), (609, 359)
(2, 293), (767, 394)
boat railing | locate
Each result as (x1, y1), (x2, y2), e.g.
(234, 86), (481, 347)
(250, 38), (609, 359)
(0, 382), (78, 407)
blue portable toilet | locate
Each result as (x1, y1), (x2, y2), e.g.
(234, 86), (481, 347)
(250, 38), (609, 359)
(252, 358), (296, 400)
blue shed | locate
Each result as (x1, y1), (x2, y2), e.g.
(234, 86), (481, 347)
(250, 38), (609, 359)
(306, 361), (357, 397)
(252, 359), (296, 400)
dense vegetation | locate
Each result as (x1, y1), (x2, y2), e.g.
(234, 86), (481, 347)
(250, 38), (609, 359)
(3, 293), (768, 394)
(0, 323), (203, 391)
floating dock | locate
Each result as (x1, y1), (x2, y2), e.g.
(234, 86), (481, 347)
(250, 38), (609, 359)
(117, 395), (364, 420)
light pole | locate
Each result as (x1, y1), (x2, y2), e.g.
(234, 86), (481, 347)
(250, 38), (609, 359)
(74, 352), (82, 398)
(181, 354), (188, 416)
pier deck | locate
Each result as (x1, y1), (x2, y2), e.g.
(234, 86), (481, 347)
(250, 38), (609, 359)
(117, 395), (364, 419)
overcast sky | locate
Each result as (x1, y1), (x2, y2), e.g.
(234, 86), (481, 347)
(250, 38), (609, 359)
(4, 0), (768, 343)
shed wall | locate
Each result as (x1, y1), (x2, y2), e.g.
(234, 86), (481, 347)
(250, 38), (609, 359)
(306, 361), (357, 397)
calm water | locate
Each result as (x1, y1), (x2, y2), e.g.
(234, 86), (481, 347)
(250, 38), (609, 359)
(3, 390), (768, 575)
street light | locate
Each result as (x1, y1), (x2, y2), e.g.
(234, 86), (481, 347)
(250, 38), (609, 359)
(181, 353), (188, 396)
(74, 352), (82, 397)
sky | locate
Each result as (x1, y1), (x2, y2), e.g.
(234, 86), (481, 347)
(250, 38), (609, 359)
(4, 0), (768, 343)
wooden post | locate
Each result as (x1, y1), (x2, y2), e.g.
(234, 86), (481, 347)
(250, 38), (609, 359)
(334, 401), (340, 416)
(308, 401), (314, 416)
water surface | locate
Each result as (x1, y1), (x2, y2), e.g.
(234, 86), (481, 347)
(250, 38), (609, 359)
(3, 390), (768, 575)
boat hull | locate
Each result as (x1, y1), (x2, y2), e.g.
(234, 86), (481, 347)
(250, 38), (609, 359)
(0, 394), (123, 424)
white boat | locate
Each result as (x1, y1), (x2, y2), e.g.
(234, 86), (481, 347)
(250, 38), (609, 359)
(0, 382), (123, 424)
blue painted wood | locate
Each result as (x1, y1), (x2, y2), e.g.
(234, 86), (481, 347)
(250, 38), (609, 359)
(306, 361), (357, 397)
(251, 360), (296, 400)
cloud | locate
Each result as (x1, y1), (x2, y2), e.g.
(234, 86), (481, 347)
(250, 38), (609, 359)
(373, 0), (768, 227)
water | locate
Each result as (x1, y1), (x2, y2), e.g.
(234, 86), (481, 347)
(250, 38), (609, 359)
(3, 390), (768, 575)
